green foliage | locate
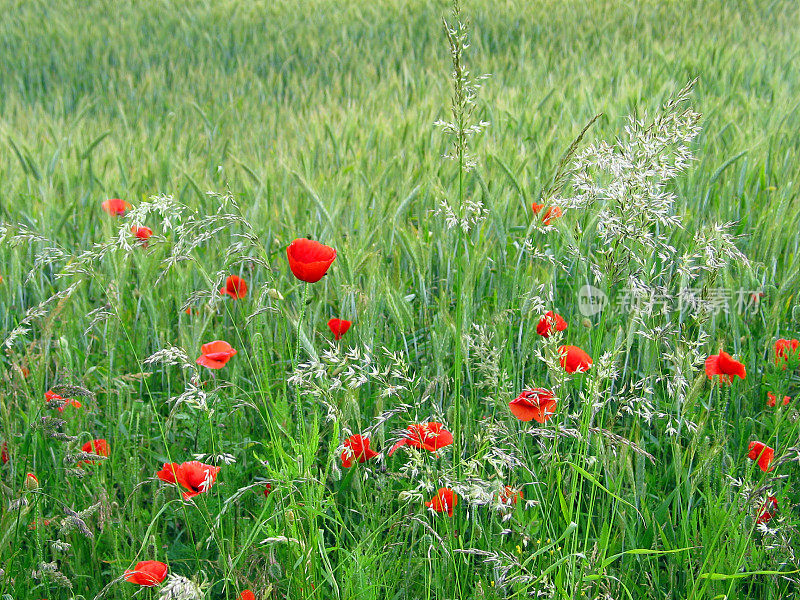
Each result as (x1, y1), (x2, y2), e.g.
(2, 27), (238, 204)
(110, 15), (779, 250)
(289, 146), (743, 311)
(1, 1), (799, 599)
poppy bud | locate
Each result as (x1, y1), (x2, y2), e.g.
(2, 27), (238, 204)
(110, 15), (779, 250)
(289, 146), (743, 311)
(24, 473), (39, 490)
(267, 288), (284, 301)
(581, 318), (592, 329)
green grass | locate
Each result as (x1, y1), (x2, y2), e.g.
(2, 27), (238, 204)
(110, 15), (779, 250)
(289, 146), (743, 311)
(1, 0), (800, 598)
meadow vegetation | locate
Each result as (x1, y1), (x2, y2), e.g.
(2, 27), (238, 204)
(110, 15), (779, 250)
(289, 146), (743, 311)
(1, 0), (800, 599)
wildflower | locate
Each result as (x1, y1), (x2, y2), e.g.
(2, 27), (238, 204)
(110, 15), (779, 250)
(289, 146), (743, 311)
(81, 439), (109, 464)
(531, 202), (563, 226)
(124, 560), (168, 586)
(756, 496), (778, 525)
(536, 311), (567, 338)
(101, 199), (132, 216)
(263, 483), (272, 497)
(705, 349), (746, 383)
(24, 473), (39, 490)
(499, 486), (524, 506)
(1, 441), (8, 464)
(426, 487), (458, 516)
(328, 318), (352, 341)
(747, 441), (775, 472)
(388, 422), (454, 456)
(196, 340), (237, 369)
(509, 389), (557, 423)
(767, 392), (790, 408)
(219, 275), (248, 300)
(156, 461), (221, 499)
(240, 591), (256, 600)
(341, 434), (379, 468)
(131, 225), (153, 240)
(286, 238), (336, 283)
(28, 518), (51, 530)
(774, 338), (800, 368)
(558, 345), (593, 373)
(45, 390), (83, 412)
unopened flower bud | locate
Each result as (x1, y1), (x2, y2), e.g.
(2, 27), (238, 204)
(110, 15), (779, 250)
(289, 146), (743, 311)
(24, 473), (39, 491)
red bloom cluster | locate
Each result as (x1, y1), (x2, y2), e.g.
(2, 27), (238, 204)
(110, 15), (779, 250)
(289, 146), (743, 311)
(328, 318), (352, 340)
(286, 238), (336, 283)
(102, 198), (132, 216)
(558, 345), (592, 373)
(536, 311), (567, 338)
(157, 461), (221, 500)
(499, 486), (524, 506)
(196, 341), (237, 369)
(131, 225), (153, 240)
(81, 439), (109, 464)
(705, 349), (746, 383)
(220, 275), (248, 299)
(767, 392), (790, 408)
(531, 202), (563, 226)
(509, 389), (557, 423)
(45, 390), (82, 412)
(341, 434), (379, 468)
(756, 496), (778, 525)
(124, 560), (168, 586)
(426, 487), (458, 516)
(388, 422), (454, 456)
(775, 338), (800, 368)
(747, 442), (774, 472)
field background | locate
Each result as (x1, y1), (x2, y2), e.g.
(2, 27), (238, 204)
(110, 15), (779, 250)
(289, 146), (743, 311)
(1, 0), (800, 599)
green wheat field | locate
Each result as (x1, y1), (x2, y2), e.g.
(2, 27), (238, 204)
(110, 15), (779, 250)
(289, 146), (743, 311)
(2, 0), (800, 598)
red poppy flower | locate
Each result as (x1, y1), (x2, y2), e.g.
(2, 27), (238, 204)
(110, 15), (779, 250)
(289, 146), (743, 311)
(509, 389), (558, 423)
(705, 350), (746, 383)
(341, 434), (380, 468)
(28, 518), (51, 530)
(426, 487), (458, 516)
(558, 345), (592, 373)
(747, 441), (775, 472)
(286, 238), (336, 283)
(131, 225), (153, 240)
(157, 461), (221, 499)
(240, 592), (256, 600)
(196, 340), (237, 369)
(774, 338), (800, 368)
(532, 202), (563, 226)
(767, 392), (790, 408)
(1, 441), (8, 464)
(756, 496), (778, 525)
(220, 275), (248, 299)
(499, 485), (524, 506)
(388, 422), (454, 456)
(101, 199), (132, 216)
(81, 439), (110, 464)
(124, 560), (168, 586)
(45, 390), (82, 412)
(328, 318), (352, 341)
(536, 311), (567, 338)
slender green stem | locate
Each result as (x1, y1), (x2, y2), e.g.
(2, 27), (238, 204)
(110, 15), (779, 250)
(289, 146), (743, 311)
(293, 283), (310, 444)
